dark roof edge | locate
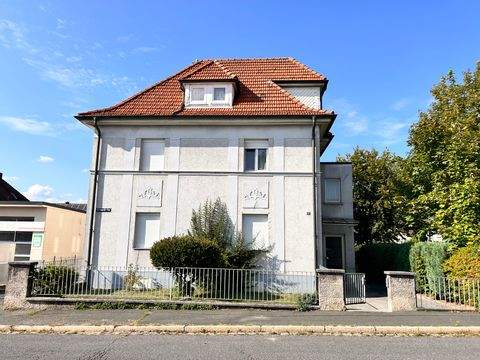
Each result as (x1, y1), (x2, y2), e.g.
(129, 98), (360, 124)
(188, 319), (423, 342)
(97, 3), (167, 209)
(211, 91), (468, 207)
(0, 201), (87, 213)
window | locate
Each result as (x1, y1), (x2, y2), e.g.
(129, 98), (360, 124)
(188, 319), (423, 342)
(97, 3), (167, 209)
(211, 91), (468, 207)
(0, 232), (15, 241)
(13, 232), (33, 261)
(242, 214), (268, 248)
(133, 213), (160, 249)
(140, 139), (165, 171)
(0, 217), (34, 221)
(324, 178), (341, 203)
(244, 140), (268, 171)
(185, 83), (233, 107)
(213, 87), (226, 101)
(190, 87), (205, 102)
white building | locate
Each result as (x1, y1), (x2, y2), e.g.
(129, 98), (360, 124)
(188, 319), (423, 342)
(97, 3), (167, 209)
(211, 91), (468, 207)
(77, 58), (355, 272)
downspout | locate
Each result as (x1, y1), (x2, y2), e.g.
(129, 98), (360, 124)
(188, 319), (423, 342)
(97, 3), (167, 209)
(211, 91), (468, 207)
(87, 116), (101, 267)
(312, 115), (318, 269)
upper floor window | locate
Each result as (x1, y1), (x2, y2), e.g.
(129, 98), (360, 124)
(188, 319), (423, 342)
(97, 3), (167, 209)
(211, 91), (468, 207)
(184, 83), (233, 107)
(213, 87), (226, 101)
(324, 178), (341, 203)
(244, 140), (268, 171)
(140, 139), (165, 171)
(190, 87), (206, 103)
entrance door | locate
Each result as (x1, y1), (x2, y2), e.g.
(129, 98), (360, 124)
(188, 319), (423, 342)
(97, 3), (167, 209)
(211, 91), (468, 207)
(325, 235), (344, 269)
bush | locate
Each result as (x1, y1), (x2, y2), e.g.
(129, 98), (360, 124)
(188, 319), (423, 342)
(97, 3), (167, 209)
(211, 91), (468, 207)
(150, 235), (225, 269)
(296, 293), (317, 312)
(33, 265), (79, 296)
(355, 243), (412, 283)
(189, 198), (268, 268)
(444, 244), (480, 278)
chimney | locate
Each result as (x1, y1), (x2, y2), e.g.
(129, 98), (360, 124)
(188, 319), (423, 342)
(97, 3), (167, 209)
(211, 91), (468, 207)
(0, 172), (2, 180)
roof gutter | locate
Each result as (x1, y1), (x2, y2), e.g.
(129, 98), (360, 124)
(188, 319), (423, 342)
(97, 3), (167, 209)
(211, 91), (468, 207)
(87, 117), (101, 267)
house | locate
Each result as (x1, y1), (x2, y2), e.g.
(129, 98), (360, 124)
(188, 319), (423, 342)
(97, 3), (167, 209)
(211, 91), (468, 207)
(76, 58), (355, 273)
(0, 200), (86, 264)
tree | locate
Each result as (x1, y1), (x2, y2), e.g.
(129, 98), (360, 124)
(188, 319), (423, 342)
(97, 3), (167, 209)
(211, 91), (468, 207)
(189, 198), (268, 268)
(338, 148), (408, 245)
(406, 63), (480, 248)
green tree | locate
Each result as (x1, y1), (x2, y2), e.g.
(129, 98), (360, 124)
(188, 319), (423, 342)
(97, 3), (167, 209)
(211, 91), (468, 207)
(407, 63), (480, 248)
(338, 148), (408, 245)
(189, 198), (268, 268)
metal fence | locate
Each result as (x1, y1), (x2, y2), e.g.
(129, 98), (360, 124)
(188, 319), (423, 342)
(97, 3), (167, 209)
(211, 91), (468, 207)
(344, 273), (366, 305)
(31, 264), (317, 305)
(415, 276), (480, 311)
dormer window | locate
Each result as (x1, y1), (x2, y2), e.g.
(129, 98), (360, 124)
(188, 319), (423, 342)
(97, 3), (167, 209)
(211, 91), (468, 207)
(213, 87), (226, 102)
(190, 87), (206, 104)
(184, 82), (233, 107)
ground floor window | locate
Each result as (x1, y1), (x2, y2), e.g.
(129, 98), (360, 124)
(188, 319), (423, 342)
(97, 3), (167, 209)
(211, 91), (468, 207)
(325, 235), (344, 269)
(133, 213), (160, 250)
(0, 231), (33, 261)
(242, 214), (268, 248)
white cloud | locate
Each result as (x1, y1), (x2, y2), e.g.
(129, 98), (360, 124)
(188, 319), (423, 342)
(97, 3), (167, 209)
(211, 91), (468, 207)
(0, 19), (36, 53)
(330, 99), (369, 135)
(0, 116), (55, 136)
(132, 46), (159, 54)
(38, 155), (54, 163)
(82, 168), (89, 173)
(373, 119), (412, 145)
(24, 184), (54, 200)
(391, 98), (411, 111)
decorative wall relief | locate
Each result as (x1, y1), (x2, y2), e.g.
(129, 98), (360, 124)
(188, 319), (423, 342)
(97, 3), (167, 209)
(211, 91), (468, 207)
(243, 181), (269, 209)
(137, 182), (163, 207)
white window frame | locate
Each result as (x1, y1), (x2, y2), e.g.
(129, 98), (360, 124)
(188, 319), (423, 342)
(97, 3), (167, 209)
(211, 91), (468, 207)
(184, 83), (233, 107)
(189, 86), (207, 105)
(324, 178), (341, 204)
(133, 212), (161, 250)
(244, 140), (268, 172)
(212, 86), (226, 103)
(140, 139), (165, 171)
(242, 213), (269, 249)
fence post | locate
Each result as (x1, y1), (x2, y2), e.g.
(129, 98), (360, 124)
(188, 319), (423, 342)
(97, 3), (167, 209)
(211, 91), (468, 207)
(316, 268), (345, 310)
(3, 261), (38, 310)
(384, 271), (416, 312)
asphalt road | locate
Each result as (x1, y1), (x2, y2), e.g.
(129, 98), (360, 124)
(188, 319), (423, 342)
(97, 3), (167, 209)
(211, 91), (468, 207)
(1, 334), (480, 360)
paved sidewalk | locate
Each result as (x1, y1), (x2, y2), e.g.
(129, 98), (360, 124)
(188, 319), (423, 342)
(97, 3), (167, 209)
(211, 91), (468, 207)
(1, 308), (479, 327)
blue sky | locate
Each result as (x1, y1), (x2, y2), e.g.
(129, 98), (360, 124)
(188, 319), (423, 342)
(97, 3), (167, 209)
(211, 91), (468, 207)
(1, 1), (479, 202)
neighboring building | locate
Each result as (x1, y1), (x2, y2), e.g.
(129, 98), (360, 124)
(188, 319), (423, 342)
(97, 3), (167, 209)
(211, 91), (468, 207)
(0, 201), (86, 264)
(76, 57), (355, 272)
(0, 173), (28, 201)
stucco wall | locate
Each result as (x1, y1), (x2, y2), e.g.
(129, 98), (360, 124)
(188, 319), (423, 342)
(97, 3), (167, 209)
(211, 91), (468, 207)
(320, 163), (354, 219)
(87, 124), (353, 273)
(42, 206), (86, 261)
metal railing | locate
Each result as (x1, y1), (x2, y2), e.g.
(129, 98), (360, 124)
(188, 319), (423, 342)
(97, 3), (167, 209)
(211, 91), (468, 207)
(344, 273), (366, 305)
(415, 276), (480, 311)
(31, 264), (317, 305)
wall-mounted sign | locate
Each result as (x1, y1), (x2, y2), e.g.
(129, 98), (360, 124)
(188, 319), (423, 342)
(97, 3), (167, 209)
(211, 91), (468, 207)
(32, 233), (43, 248)
(96, 208), (112, 213)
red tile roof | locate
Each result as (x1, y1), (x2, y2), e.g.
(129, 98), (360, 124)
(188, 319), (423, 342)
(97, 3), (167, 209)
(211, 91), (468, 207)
(78, 58), (333, 118)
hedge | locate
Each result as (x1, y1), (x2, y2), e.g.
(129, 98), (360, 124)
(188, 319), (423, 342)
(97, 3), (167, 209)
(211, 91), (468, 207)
(355, 243), (412, 283)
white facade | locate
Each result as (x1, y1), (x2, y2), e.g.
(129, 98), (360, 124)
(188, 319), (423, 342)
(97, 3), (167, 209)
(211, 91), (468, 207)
(85, 120), (355, 272)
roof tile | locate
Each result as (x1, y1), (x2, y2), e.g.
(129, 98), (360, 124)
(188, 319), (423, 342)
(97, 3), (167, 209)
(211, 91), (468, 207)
(78, 58), (333, 117)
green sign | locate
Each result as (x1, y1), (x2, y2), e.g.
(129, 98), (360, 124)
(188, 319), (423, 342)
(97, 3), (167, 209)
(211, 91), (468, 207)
(32, 233), (43, 248)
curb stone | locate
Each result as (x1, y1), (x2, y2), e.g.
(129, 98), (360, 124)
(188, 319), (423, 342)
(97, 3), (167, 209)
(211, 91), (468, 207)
(0, 324), (480, 336)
